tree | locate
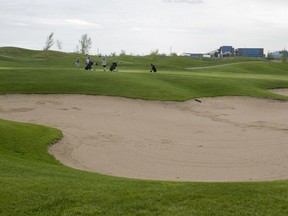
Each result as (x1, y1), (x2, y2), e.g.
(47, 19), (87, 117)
(75, 45), (80, 54)
(79, 34), (92, 54)
(150, 49), (159, 56)
(120, 50), (126, 56)
(43, 32), (54, 51)
(267, 52), (274, 60)
(56, 40), (62, 50)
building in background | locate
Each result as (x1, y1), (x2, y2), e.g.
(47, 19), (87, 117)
(271, 50), (287, 59)
(182, 53), (203, 58)
(235, 48), (264, 58)
(185, 46), (265, 58)
(219, 46), (234, 57)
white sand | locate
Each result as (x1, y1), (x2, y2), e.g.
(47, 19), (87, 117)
(270, 88), (288, 97)
(0, 93), (288, 182)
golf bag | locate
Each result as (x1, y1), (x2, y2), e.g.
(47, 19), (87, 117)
(110, 62), (118, 71)
(150, 64), (157, 72)
(85, 61), (93, 70)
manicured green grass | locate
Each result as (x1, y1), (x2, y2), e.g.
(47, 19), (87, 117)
(1, 47), (288, 215)
(1, 48), (288, 100)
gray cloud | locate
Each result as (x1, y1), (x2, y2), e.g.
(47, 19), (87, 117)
(0, 0), (287, 54)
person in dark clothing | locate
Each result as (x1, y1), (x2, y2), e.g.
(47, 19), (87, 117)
(102, 58), (107, 71)
(150, 64), (157, 73)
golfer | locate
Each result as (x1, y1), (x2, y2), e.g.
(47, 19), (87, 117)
(102, 58), (107, 71)
(75, 57), (80, 68)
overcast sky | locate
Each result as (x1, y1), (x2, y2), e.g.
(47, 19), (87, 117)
(0, 0), (287, 55)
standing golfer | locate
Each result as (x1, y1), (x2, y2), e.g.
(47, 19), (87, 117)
(85, 55), (90, 67)
(75, 57), (80, 68)
(102, 58), (107, 71)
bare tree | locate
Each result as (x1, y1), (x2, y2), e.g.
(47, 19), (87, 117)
(150, 49), (159, 56)
(43, 32), (54, 51)
(120, 50), (126, 56)
(75, 45), (80, 53)
(79, 34), (92, 54)
(56, 40), (62, 50)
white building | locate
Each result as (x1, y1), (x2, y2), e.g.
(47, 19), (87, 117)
(272, 51), (287, 59)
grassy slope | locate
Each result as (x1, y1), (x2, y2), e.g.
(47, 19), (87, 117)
(1, 47), (288, 215)
(1, 47), (288, 100)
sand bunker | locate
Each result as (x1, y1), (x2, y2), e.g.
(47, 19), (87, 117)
(270, 88), (288, 97)
(0, 94), (288, 182)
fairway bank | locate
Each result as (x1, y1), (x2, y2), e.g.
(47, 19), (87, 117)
(0, 94), (288, 182)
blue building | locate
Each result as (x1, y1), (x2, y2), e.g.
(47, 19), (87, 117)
(219, 46), (234, 57)
(236, 48), (264, 58)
